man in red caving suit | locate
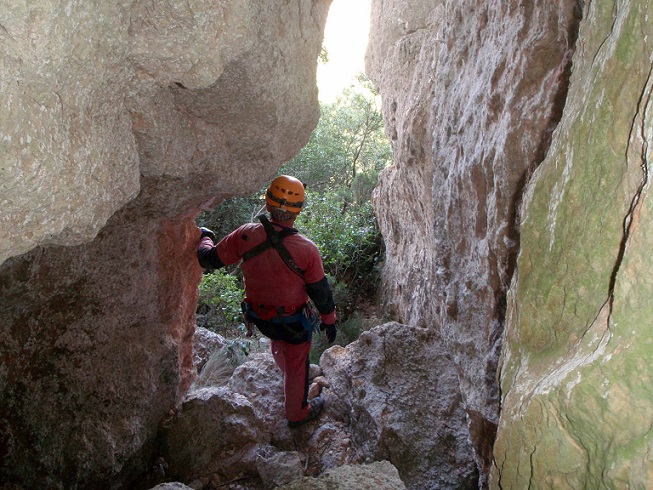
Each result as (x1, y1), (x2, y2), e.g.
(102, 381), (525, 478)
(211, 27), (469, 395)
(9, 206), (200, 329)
(197, 175), (337, 428)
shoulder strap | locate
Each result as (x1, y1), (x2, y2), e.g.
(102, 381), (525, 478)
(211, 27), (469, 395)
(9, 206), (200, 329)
(241, 215), (306, 279)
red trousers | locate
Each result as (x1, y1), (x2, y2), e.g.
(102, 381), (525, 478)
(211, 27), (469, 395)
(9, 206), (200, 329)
(271, 339), (311, 422)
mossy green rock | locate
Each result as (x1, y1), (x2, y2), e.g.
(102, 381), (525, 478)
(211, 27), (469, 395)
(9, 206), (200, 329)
(493, 1), (653, 487)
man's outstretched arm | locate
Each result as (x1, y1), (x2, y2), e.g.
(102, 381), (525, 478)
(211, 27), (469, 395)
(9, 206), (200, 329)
(197, 228), (225, 270)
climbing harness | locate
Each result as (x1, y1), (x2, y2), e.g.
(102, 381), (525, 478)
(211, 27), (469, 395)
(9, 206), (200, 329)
(241, 214), (305, 278)
(240, 214), (320, 339)
(243, 300), (320, 341)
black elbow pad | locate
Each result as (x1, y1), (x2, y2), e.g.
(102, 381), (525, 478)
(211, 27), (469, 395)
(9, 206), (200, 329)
(306, 276), (335, 314)
(197, 247), (225, 270)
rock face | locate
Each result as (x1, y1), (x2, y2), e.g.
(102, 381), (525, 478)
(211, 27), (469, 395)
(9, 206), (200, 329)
(366, 0), (582, 481)
(319, 323), (478, 489)
(160, 349), (408, 489)
(0, 215), (200, 488)
(276, 460), (406, 490)
(0, 1), (330, 487)
(368, 0), (653, 487)
(0, 0), (327, 262)
(493, 1), (653, 488)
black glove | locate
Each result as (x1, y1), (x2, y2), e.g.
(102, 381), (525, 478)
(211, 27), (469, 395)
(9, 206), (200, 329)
(199, 227), (217, 244)
(320, 322), (337, 344)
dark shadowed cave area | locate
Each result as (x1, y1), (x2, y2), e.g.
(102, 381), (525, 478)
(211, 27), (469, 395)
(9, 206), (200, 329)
(2, 1), (653, 489)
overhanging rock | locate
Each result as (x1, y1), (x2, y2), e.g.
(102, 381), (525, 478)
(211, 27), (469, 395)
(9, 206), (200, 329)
(0, 1), (330, 487)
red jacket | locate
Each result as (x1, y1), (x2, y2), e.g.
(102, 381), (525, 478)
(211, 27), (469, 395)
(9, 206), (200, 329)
(198, 222), (336, 324)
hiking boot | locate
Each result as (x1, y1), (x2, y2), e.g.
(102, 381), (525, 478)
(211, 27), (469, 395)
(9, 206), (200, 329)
(288, 397), (324, 429)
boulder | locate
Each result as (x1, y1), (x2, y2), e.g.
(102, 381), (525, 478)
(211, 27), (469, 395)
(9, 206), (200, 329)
(163, 352), (305, 483)
(192, 327), (227, 373)
(255, 450), (305, 488)
(227, 353), (291, 445)
(319, 322), (478, 489)
(277, 460), (406, 490)
(156, 328), (439, 488)
(162, 385), (269, 482)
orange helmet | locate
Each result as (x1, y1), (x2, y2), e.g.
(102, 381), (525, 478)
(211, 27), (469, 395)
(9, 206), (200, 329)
(266, 175), (305, 213)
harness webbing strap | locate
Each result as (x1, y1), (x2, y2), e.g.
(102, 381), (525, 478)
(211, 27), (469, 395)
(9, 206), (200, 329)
(241, 215), (306, 279)
(244, 301), (320, 341)
(240, 229), (293, 262)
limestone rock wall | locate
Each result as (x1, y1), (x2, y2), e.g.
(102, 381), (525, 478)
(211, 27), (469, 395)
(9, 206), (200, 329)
(0, 0), (325, 261)
(493, 1), (653, 487)
(0, 1), (140, 262)
(0, 1), (329, 487)
(0, 212), (200, 487)
(366, 0), (582, 479)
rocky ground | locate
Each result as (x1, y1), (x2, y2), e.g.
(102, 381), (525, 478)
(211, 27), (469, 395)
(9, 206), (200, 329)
(142, 323), (471, 490)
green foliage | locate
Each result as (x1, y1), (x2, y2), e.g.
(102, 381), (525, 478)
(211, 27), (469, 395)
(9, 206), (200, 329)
(198, 269), (245, 334)
(281, 74), (391, 199)
(319, 46), (329, 64)
(328, 275), (352, 314)
(296, 193), (382, 286)
(197, 195), (265, 242)
(282, 73), (389, 308)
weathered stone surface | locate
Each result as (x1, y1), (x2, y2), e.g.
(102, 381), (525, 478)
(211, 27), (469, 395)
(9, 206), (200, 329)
(320, 323), (477, 489)
(192, 327), (227, 373)
(367, 0), (582, 481)
(255, 450), (305, 488)
(0, 1), (140, 263)
(162, 351), (335, 486)
(155, 328), (447, 489)
(0, 0), (330, 487)
(7, 0), (651, 489)
(227, 352), (292, 445)
(493, 1), (653, 488)
(149, 483), (194, 490)
(309, 363), (322, 379)
(0, 0), (328, 263)
(0, 212), (200, 488)
(277, 460), (406, 490)
(163, 385), (269, 482)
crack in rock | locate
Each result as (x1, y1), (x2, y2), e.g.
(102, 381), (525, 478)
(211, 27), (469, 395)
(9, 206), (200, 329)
(607, 62), (653, 324)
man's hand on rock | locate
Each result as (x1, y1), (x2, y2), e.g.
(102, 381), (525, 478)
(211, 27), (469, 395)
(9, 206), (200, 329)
(199, 227), (216, 244)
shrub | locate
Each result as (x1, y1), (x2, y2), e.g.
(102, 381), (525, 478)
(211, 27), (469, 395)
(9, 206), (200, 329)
(297, 192), (382, 286)
(197, 269), (245, 336)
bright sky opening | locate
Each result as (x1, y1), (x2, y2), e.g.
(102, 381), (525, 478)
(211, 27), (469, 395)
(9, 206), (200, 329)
(317, 0), (372, 103)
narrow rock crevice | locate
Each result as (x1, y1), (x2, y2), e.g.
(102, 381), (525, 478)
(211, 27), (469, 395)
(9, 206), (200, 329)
(607, 62), (653, 320)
